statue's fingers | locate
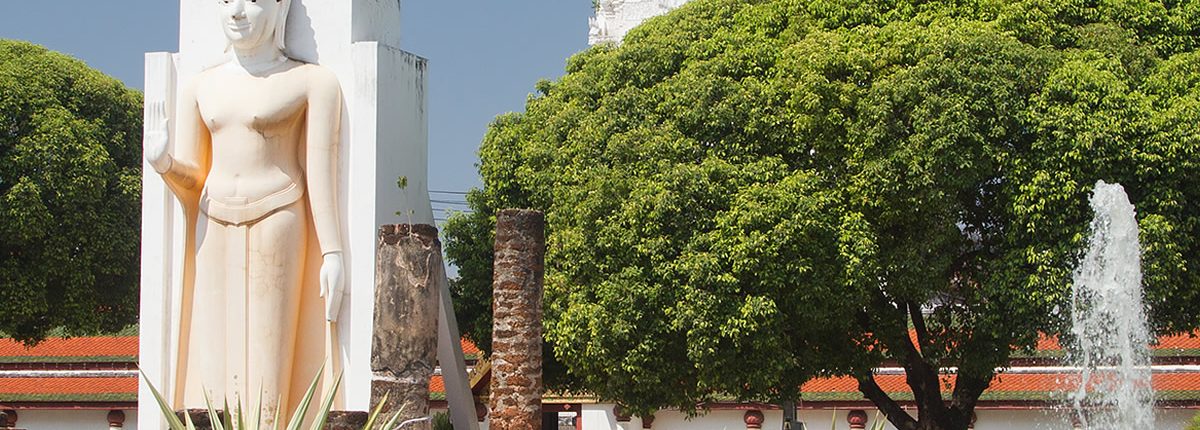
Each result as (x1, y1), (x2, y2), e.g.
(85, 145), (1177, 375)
(319, 272), (328, 298)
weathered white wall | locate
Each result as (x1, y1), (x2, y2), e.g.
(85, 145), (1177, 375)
(589, 0), (690, 45)
(576, 405), (1198, 430)
(16, 410), (138, 430)
(582, 403), (620, 429)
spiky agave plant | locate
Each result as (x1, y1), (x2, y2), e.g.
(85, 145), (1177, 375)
(140, 367), (413, 430)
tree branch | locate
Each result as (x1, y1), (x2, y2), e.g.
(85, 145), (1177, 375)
(858, 375), (918, 430)
(908, 300), (931, 353)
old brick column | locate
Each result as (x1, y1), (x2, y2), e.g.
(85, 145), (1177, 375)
(488, 209), (546, 430)
(372, 224), (444, 430)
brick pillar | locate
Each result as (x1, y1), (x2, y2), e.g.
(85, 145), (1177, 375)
(847, 410), (868, 429)
(744, 410), (764, 430)
(488, 209), (546, 430)
(107, 410), (126, 429)
(372, 224), (444, 430)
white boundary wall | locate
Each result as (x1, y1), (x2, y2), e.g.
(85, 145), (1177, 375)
(435, 405), (1197, 430)
(16, 410), (137, 430)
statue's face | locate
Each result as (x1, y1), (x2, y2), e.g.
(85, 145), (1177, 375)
(218, 0), (281, 50)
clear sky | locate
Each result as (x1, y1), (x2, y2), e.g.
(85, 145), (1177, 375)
(0, 0), (595, 221)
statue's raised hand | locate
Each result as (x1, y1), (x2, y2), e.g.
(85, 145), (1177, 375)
(144, 101), (172, 174)
(320, 251), (346, 322)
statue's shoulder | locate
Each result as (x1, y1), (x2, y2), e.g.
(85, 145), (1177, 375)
(179, 65), (224, 98)
(294, 62), (341, 90)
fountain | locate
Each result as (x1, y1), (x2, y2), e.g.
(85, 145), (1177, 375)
(1068, 180), (1155, 429)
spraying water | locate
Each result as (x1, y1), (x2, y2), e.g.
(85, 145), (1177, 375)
(1068, 180), (1154, 429)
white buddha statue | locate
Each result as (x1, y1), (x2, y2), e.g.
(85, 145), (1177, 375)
(144, 0), (345, 423)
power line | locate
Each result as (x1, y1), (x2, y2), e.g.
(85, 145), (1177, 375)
(432, 207), (473, 214)
(431, 199), (470, 205)
(430, 190), (469, 195)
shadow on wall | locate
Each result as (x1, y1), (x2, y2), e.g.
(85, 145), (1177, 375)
(286, 0), (319, 63)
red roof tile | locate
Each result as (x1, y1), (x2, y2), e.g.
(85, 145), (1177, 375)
(799, 372), (1200, 401)
(0, 377), (136, 396)
(0, 377), (138, 403)
(430, 375), (444, 394)
(1033, 332), (1200, 352)
(0, 337), (137, 359)
(461, 339), (480, 356)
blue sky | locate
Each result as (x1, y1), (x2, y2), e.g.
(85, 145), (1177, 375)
(0, 1), (595, 220)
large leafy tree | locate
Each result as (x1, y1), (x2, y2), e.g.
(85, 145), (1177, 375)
(444, 0), (1200, 429)
(0, 40), (143, 343)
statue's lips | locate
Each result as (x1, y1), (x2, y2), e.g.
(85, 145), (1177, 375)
(226, 22), (252, 32)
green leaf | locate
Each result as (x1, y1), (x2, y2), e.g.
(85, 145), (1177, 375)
(138, 369), (188, 430)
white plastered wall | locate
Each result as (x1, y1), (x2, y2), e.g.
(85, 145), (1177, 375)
(576, 405), (1197, 430)
(17, 409), (138, 430)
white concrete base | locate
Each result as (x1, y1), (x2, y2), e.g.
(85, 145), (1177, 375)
(16, 409), (138, 430)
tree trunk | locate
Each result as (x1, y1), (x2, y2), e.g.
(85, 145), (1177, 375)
(857, 302), (992, 430)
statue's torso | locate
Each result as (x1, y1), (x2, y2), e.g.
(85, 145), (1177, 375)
(194, 62), (317, 223)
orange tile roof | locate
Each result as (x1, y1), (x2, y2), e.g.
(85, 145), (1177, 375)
(429, 375), (446, 400)
(1032, 332), (1200, 352)
(0, 377), (137, 403)
(461, 339), (480, 356)
(798, 372), (1200, 402)
(0, 377), (137, 396)
(0, 337), (137, 359)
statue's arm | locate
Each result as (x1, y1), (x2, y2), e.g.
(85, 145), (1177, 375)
(305, 67), (344, 255)
(152, 81), (210, 197)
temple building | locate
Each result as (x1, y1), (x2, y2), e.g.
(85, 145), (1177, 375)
(4, 333), (1200, 429)
(589, 0), (692, 45)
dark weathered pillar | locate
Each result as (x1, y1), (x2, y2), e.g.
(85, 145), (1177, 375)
(372, 224), (443, 430)
(488, 209), (546, 430)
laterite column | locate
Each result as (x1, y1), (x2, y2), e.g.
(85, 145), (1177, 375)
(372, 224), (443, 430)
(488, 210), (546, 430)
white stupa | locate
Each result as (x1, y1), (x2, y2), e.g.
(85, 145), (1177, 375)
(588, 0), (691, 45)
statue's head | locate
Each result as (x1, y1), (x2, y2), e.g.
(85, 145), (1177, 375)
(218, 0), (291, 53)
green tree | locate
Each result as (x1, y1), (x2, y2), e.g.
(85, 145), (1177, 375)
(0, 40), (143, 344)
(444, 1), (1200, 429)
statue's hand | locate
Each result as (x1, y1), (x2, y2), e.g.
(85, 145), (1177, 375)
(320, 251), (346, 322)
(144, 101), (172, 174)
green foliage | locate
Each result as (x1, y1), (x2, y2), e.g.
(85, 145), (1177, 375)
(0, 40), (143, 344)
(431, 412), (452, 430)
(445, 0), (1200, 427)
(143, 367), (420, 430)
(1187, 411), (1200, 430)
(142, 365), (338, 430)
